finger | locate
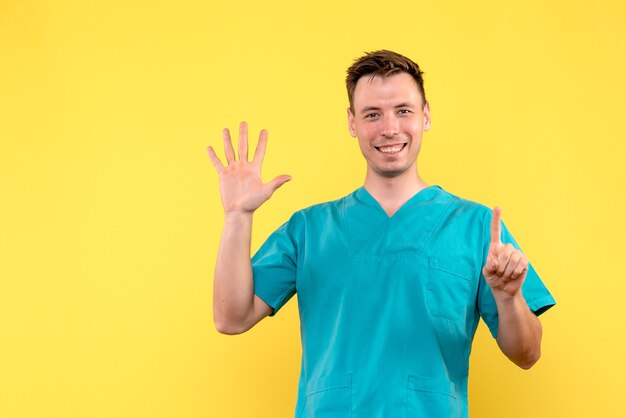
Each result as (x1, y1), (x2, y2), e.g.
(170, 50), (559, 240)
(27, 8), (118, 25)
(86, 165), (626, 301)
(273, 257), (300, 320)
(503, 252), (523, 279)
(484, 251), (498, 274)
(482, 259), (499, 280)
(206, 146), (225, 172)
(496, 244), (514, 276)
(252, 129), (268, 166)
(490, 206), (502, 245)
(222, 128), (236, 164)
(264, 175), (292, 197)
(238, 121), (248, 163)
(511, 256), (529, 279)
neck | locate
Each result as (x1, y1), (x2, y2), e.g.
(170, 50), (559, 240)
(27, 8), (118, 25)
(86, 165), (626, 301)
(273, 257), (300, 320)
(363, 167), (430, 215)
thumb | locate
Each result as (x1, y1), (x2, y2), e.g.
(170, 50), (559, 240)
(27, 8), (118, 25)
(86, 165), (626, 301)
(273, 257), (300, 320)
(264, 175), (292, 196)
(485, 252), (499, 273)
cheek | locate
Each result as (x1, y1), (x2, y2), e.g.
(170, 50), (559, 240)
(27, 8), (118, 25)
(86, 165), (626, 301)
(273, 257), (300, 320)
(403, 118), (422, 133)
(362, 123), (380, 138)
(358, 140), (373, 158)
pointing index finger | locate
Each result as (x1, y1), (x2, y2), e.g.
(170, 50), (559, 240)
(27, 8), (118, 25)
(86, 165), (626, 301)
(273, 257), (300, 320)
(490, 206), (502, 245)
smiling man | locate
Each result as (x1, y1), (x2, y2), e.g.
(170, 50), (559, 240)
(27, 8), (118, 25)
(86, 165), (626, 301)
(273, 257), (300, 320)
(208, 50), (556, 418)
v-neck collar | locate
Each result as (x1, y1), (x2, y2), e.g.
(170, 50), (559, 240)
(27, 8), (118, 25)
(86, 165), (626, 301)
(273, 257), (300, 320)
(342, 184), (449, 256)
(354, 185), (442, 219)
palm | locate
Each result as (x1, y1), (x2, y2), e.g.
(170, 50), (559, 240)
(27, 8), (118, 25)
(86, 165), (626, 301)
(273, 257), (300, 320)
(218, 161), (268, 213)
(207, 122), (291, 214)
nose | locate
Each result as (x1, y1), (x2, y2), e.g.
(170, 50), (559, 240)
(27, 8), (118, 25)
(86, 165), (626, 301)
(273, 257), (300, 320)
(381, 115), (399, 137)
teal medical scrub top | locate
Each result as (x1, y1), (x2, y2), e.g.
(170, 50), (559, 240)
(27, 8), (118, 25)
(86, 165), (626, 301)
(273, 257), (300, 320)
(251, 185), (556, 418)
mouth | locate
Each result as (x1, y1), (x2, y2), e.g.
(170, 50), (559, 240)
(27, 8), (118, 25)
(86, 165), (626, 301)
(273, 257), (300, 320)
(375, 143), (407, 155)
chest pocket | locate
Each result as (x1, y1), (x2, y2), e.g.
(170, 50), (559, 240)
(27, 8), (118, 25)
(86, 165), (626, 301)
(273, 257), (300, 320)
(426, 257), (474, 322)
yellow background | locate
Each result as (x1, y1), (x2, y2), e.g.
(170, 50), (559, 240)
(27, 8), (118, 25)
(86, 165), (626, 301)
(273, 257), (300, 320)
(1, 0), (624, 416)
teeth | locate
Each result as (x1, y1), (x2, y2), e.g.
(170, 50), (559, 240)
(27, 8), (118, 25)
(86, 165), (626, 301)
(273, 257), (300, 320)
(379, 144), (404, 153)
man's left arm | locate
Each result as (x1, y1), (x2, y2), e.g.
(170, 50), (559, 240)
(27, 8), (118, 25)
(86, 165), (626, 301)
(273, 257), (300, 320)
(492, 290), (542, 369)
(483, 207), (543, 369)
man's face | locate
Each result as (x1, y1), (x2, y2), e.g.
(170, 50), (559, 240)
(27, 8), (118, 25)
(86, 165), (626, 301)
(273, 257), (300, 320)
(348, 72), (431, 179)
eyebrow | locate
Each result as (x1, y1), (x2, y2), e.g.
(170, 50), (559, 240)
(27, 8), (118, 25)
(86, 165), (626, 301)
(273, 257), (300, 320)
(360, 103), (415, 114)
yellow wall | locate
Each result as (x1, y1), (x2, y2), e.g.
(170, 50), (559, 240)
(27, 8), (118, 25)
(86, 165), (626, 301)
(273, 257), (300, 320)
(1, 0), (624, 416)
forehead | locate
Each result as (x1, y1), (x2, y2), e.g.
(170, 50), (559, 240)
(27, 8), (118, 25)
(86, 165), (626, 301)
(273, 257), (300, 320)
(352, 72), (422, 110)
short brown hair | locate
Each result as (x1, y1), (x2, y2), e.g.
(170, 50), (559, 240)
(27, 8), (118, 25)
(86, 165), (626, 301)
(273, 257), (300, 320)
(346, 50), (426, 112)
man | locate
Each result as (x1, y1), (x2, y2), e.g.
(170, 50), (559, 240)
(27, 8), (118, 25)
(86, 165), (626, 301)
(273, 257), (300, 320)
(207, 50), (555, 418)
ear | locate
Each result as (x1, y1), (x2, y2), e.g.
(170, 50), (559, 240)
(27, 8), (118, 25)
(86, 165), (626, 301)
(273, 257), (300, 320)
(422, 101), (431, 131)
(347, 107), (357, 137)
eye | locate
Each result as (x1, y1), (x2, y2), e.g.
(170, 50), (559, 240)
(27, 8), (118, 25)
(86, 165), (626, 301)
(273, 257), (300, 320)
(365, 113), (378, 119)
(398, 109), (412, 115)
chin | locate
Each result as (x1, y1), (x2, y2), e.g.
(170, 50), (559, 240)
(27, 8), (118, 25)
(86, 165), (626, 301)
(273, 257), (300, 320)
(373, 166), (410, 178)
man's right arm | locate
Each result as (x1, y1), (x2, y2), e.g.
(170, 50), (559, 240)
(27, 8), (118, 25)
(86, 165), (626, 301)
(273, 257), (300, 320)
(207, 122), (290, 335)
(213, 211), (273, 335)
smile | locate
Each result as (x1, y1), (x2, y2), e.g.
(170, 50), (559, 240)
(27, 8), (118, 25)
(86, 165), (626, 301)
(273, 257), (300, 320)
(375, 143), (407, 154)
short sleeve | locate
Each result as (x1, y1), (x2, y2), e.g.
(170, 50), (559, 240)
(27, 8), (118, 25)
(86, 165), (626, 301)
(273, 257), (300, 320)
(251, 212), (302, 317)
(477, 210), (556, 338)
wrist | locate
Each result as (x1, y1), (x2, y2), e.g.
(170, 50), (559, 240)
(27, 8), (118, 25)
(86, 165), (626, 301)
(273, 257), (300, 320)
(223, 210), (254, 223)
(491, 288), (525, 304)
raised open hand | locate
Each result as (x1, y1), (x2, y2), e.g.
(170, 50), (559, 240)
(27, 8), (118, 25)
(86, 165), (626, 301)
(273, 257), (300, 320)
(482, 207), (529, 298)
(207, 122), (291, 214)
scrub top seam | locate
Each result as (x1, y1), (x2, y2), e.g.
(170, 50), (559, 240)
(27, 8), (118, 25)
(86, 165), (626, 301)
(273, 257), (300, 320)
(340, 193), (353, 256)
(417, 198), (454, 255)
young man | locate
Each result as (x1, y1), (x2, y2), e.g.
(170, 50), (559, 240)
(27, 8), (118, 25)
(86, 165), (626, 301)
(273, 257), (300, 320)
(208, 50), (555, 418)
